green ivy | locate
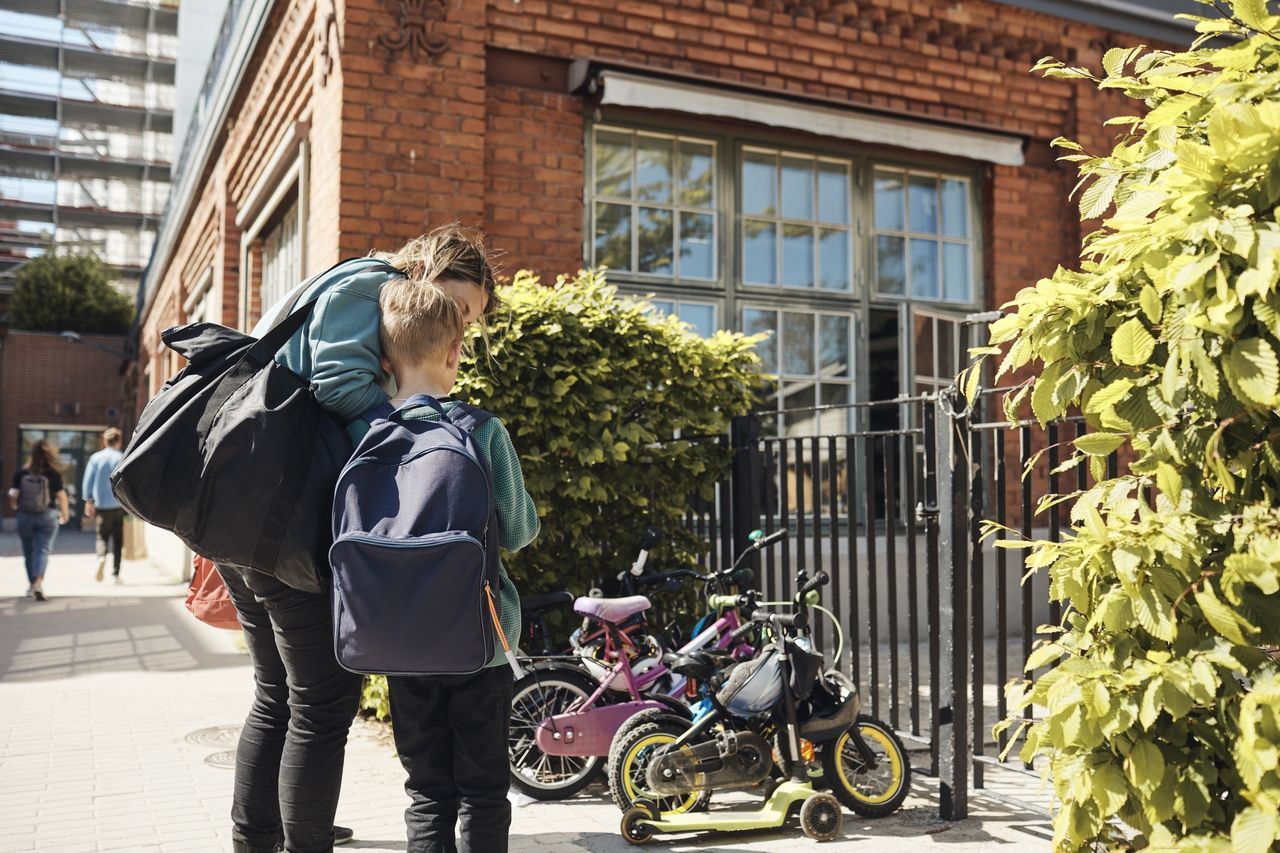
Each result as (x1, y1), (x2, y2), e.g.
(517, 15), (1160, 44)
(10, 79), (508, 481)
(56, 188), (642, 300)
(969, 2), (1280, 849)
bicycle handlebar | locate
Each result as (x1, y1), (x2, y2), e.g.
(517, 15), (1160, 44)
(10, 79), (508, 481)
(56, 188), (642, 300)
(752, 609), (808, 631)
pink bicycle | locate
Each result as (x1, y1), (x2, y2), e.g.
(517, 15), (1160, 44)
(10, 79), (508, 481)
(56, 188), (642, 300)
(507, 529), (787, 799)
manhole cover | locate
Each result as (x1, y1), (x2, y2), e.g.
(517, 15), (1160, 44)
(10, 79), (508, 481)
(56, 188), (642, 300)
(204, 750), (237, 769)
(185, 725), (241, 747)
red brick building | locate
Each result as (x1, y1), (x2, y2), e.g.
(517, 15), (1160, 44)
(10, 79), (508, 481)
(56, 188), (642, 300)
(0, 329), (131, 530)
(139, 0), (1194, 424)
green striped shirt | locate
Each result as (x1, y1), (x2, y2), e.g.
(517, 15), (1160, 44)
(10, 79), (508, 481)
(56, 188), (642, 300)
(348, 399), (539, 668)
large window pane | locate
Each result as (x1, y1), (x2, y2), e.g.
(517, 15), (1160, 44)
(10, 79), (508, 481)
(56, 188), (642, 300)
(819, 315), (850, 378)
(941, 178), (969, 238)
(781, 224), (814, 288)
(784, 383), (817, 436)
(781, 156), (813, 220)
(637, 207), (673, 275)
(679, 303), (716, 337)
(943, 242), (970, 301)
(680, 212), (714, 279)
(636, 136), (673, 203)
(743, 150), (777, 216)
(595, 130), (632, 197)
(743, 219), (777, 284)
(744, 308), (778, 374)
(650, 299), (675, 316)
(914, 314), (935, 379)
(819, 228), (849, 291)
(874, 170), (904, 230)
(908, 174), (938, 233)
(910, 238), (939, 299)
(679, 141), (714, 207)
(595, 202), (631, 270)
(783, 311), (815, 375)
(876, 235), (905, 295)
(818, 161), (849, 224)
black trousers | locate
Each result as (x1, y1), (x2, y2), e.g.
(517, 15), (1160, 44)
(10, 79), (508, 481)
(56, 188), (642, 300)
(218, 566), (363, 853)
(389, 666), (514, 853)
(94, 507), (125, 572)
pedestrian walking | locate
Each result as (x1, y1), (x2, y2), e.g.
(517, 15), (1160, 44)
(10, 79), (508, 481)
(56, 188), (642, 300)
(216, 224), (498, 853)
(82, 427), (126, 584)
(7, 439), (70, 601)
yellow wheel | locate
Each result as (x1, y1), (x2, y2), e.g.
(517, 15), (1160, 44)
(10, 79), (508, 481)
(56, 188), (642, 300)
(821, 715), (910, 817)
(607, 718), (709, 814)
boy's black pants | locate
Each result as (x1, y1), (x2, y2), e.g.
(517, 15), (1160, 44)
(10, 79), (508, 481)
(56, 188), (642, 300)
(388, 666), (514, 853)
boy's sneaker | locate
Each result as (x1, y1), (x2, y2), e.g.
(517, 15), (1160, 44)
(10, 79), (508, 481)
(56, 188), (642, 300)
(95, 560), (105, 582)
(33, 590), (46, 602)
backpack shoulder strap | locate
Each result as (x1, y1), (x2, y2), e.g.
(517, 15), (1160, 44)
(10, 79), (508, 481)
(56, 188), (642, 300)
(445, 403), (493, 435)
(360, 401), (396, 424)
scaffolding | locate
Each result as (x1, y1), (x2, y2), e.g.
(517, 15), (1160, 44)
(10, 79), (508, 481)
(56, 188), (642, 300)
(0, 0), (177, 304)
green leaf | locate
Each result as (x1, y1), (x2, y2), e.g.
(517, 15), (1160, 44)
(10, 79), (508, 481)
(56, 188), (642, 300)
(1085, 378), (1133, 413)
(1225, 338), (1279, 406)
(1125, 740), (1165, 795)
(1231, 805), (1279, 853)
(1075, 432), (1127, 456)
(1195, 583), (1248, 645)
(1081, 171), (1122, 219)
(1234, 0), (1273, 32)
(1140, 285), (1162, 324)
(1112, 318), (1157, 366)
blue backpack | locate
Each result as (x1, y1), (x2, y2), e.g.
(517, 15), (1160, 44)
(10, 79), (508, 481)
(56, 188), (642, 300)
(329, 395), (501, 676)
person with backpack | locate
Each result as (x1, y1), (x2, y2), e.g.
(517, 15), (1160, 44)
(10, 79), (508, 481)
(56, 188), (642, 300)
(7, 440), (70, 601)
(336, 273), (538, 853)
(213, 225), (499, 853)
(82, 427), (127, 584)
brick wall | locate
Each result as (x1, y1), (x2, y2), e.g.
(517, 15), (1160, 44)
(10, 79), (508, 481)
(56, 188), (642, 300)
(140, 0), (1157, 406)
(0, 331), (130, 518)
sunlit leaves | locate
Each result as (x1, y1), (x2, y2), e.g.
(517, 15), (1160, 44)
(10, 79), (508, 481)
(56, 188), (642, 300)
(986, 4), (1280, 850)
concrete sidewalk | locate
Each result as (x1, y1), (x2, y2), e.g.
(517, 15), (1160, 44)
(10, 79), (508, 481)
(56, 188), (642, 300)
(0, 531), (1053, 852)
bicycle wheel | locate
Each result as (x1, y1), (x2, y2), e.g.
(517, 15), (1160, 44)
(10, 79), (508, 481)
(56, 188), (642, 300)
(607, 715), (710, 814)
(508, 665), (602, 799)
(820, 715), (911, 817)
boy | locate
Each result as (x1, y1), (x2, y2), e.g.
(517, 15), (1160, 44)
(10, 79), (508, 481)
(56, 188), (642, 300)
(349, 277), (539, 853)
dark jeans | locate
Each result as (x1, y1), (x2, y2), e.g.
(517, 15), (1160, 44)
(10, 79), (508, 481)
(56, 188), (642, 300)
(94, 508), (125, 573)
(218, 565), (363, 853)
(389, 666), (514, 853)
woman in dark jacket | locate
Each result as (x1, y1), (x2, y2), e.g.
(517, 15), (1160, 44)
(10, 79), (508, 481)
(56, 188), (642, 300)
(7, 440), (70, 600)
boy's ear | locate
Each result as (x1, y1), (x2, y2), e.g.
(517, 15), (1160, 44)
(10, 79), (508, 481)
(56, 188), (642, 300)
(379, 355), (394, 376)
(445, 338), (462, 369)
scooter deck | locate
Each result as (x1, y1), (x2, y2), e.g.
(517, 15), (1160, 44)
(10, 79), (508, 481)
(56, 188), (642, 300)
(641, 781), (814, 833)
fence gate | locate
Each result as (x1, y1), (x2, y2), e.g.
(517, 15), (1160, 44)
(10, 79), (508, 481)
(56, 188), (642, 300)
(699, 378), (1073, 821)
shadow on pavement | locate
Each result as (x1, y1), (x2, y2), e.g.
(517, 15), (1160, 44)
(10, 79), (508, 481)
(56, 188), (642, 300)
(0, 592), (246, 681)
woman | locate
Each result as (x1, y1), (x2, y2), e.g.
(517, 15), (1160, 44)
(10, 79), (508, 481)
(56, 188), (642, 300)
(217, 224), (498, 853)
(7, 440), (70, 601)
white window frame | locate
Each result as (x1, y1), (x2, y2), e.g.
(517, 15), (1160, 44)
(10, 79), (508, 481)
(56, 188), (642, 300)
(738, 145), (855, 294)
(588, 125), (719, 283)
(870, 164), (979, 306)
(646, 297), (720, 338)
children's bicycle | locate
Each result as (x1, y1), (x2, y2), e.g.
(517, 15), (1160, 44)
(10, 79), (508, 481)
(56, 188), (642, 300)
(506, 529), (786, 799)
(611, 569), (911, 844)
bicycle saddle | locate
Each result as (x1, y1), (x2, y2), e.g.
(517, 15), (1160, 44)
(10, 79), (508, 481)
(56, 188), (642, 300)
(662, 650), (716, 681)
(573, 595), (650, 622)
(520, 591), (574, 613)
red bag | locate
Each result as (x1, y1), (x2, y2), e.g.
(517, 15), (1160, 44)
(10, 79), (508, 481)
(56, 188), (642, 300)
(185, 555), (242, 631)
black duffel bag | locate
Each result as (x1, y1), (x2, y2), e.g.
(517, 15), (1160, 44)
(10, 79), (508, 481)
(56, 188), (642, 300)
(111, 261), (397, 592)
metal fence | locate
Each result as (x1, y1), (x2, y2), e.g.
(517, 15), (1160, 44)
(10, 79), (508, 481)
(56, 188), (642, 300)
(684, 379), (1089, 820)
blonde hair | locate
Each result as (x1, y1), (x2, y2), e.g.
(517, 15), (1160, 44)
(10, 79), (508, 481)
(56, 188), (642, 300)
(103, 427), (122, 446)
(379, 277), (465, 369)
(372, 223), (500, 318)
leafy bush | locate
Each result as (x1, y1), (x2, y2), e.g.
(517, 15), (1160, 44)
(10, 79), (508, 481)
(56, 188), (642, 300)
(974, 3), (1280, 850)
(358, 268), (763, 722)
(456, 268), (762, 592)
(10, 253), (134, 333)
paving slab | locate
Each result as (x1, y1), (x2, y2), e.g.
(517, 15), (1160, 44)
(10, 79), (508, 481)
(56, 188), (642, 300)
(0, 531), (1052, 851)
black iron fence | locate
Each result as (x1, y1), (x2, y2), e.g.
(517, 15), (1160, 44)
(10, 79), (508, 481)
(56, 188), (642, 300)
(682, 377), (1091, 820)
